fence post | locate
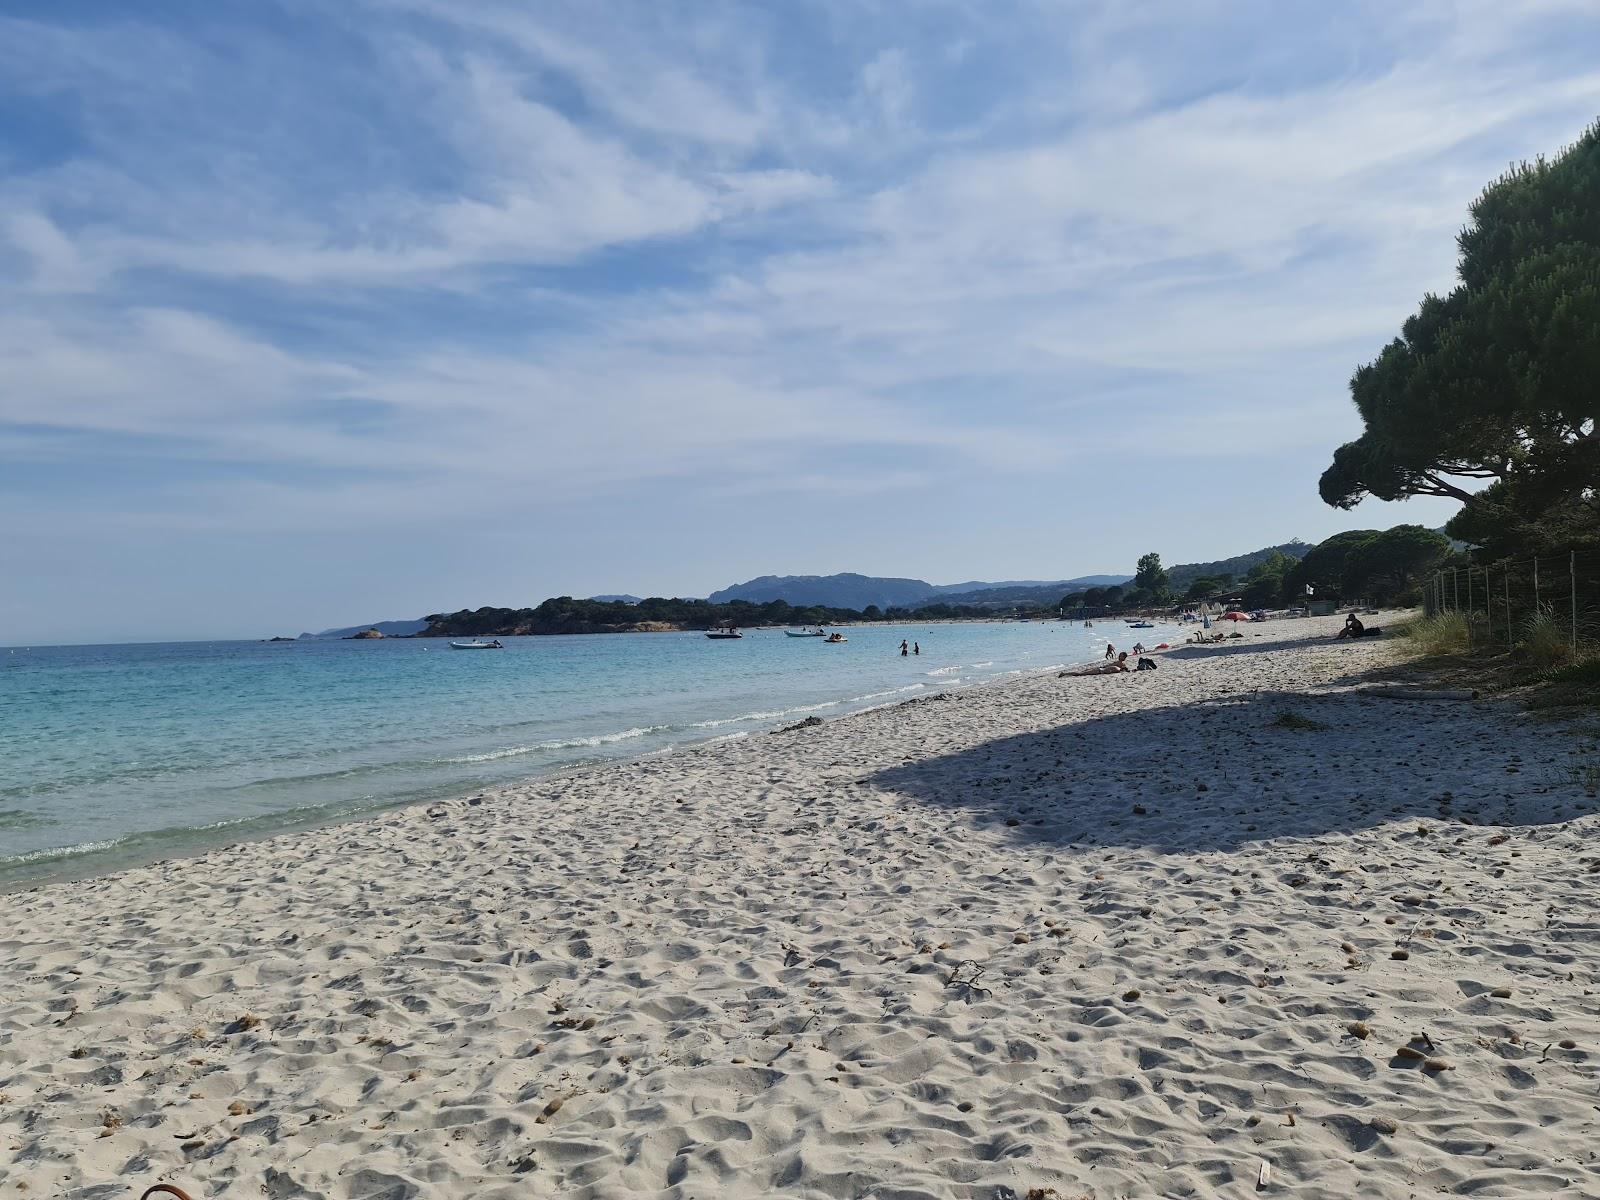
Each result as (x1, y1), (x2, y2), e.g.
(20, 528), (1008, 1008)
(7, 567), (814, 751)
(1504, 569), (1512, 645)
(1573, 550), (1579, 656)
(1453, 568), (1459, 612)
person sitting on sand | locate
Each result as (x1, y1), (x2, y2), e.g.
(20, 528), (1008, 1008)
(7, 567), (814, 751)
(1062, 652), (1129, 677)
(1104, 643), (1115, 659)
(1338, 613), (1365, 638)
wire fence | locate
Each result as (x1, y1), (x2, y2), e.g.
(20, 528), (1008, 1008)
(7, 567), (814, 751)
(1422, 549), (1600, 652)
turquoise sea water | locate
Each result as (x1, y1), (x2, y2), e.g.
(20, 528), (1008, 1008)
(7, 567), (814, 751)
(0, 620), (1179, 885)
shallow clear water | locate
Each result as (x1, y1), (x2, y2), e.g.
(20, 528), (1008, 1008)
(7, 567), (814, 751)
(0, 620), (1181, 884)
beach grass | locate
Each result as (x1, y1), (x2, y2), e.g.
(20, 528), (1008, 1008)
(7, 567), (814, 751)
(1543, 654), (1600, 686)
(1516, 610), (1576, 666)
(1560, 759), (1600, 796)
(1399, 611), (1476, 657)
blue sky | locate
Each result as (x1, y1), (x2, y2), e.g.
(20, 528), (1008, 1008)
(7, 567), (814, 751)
(4, 1), (1599, 643)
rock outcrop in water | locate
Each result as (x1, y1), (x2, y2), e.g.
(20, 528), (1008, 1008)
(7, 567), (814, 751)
(302, 618), (429, 640)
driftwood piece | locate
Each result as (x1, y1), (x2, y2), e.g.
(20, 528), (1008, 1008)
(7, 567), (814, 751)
(1351, 686), (1480, 701)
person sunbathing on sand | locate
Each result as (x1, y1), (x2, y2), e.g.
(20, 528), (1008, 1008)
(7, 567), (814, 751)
(1062, 652), (1129, 676)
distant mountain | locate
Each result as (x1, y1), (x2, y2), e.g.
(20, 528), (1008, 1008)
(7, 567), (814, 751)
(588, 594), (642, 604)
(708, 572), (1131, 611)
(299, 618), (428, 640)
(710, 573), (936, 610)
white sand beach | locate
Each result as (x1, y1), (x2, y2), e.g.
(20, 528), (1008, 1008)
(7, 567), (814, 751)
(3, 615), (1597, 1199)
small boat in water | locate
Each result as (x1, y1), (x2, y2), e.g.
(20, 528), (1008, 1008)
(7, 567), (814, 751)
(1125, 620), (1155, 629)
(823, 633), (848, 643)
(450, 639), (504, 649)
(785, 627), (827, 638)
(705, 626), (744, 640)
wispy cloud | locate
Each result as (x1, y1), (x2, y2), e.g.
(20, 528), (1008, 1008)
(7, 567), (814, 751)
(2, 0), (1598, 639)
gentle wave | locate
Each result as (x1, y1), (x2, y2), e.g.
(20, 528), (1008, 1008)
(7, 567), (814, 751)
(924, 665), (963, 676)
(441, 726), (668, 763)
(690, 709), (791, 728)
(689, 699), (841, 728)
(2, 837), (125, 866)
(848, 684), (925, 702)
(0, 791), (442, 878)
(691, 683), (926, 729)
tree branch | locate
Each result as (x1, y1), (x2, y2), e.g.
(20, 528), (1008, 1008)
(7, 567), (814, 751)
(1418, 473), (1476, 503)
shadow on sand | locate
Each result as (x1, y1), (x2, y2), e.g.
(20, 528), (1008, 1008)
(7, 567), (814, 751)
(868, 674), (1591, 854)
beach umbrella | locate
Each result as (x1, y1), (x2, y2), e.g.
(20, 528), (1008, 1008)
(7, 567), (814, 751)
(1222, 610), (1249, 621)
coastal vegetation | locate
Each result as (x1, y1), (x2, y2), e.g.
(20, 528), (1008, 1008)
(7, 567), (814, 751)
(418, 595), (1009, 636)
(1058, 526), (1450, 615)
(1394, 607), (1599, 710)
(1164, 542), (1312, 593)
(1319, 120), (1599, 561)
(419, 524), (1455, 638)
(1314, 121), (1599, 695)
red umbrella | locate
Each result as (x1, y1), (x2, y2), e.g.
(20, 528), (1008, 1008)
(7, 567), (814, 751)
(1222, 610), (1249, 621)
